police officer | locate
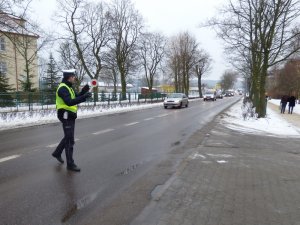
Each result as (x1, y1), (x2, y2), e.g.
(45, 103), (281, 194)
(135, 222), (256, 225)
(52, 69), (91, 172)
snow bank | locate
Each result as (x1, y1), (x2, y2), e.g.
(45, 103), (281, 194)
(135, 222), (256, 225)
(0, 102), (163, 131)
(222, 100), (300, 137)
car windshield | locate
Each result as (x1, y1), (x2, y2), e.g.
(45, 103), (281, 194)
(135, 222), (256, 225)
(168, 93), (183, 98)
(205, 91), (214, 94)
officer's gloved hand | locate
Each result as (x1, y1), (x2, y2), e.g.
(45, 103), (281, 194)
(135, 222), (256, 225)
(82, 84), (90, 93)
(84, 92), (92, 99)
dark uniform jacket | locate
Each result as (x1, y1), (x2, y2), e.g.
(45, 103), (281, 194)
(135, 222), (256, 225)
(57, 79), (88, 120)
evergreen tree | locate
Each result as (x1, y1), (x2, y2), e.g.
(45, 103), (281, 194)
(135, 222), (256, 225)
(44, 53), (60, 93)
(19, 73), (36, 92)
(0, 72), (14, 106)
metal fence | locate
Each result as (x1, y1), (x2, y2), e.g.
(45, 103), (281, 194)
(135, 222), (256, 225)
(0, 91), (168, 112)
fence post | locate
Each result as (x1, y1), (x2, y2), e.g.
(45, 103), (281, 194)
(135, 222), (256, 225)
(16, 92), (19, 112)
(28, 92), (31, 111)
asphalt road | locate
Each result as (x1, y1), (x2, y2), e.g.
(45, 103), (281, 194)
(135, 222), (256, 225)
(0, 97), (239, 225)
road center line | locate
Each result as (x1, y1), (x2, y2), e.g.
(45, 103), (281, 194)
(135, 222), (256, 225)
(124, 122), (139, 126)
(47, 143), (59, 148)
(156, 113), (168, 118)
(47, 138), (80, 148)
(0, 155), (21, 163)
(144, 117), (154, 121)
(93, 128), (115, 135)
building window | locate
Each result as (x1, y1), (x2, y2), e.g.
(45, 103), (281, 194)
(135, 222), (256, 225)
(0, 61), (7, 75)
(0, 37), (5, 51)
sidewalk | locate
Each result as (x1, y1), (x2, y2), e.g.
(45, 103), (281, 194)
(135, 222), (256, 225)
(268, 101), (300, 129)
(131, 105), (300, 225)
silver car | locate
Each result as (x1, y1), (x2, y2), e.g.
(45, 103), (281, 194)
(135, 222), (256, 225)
(163, 93), (189, 109)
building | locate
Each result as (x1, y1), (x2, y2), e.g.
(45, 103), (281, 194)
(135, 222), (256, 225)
(0, 12), (39, 91)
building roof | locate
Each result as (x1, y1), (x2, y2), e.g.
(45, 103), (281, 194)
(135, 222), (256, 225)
(0, 12), (39, 38)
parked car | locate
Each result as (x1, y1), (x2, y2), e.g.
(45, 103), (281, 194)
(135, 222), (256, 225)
(163, 93), (188, 109)
(216, 91), (223, 99)
(224, 90), (234, 97)
(203, 90), (216, 101)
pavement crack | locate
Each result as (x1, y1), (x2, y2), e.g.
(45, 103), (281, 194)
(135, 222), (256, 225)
(118, 163), (142, 176)
(171, 141), (181, 147)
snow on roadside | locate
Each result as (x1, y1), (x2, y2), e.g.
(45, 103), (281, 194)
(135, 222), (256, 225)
(0, 102), (164, 131)
(221, 100), (300, 137)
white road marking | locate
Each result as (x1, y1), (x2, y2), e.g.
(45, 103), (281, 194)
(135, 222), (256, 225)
(124, 122), (139, 126)
(0, 155), (20, 163)
(144, 117), (154, 121)
(217, 160), (228, 164)
(156, 113), (168, 118)
(207, 154), (233, 158)
(47, 138), (80, 148)
(93, 128), (115, 135)
(47, 143), (59, 148)
(189, 153), (207, 160)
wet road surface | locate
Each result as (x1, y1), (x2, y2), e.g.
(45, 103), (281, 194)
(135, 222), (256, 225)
(0, 97), (239, 225)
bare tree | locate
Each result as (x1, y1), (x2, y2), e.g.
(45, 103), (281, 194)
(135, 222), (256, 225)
(138, 32), (166, 92)
(207, 0), (300, 117)
(194, 49), (212, 98)
(220, 70), (237, 91)
(167, 32), (199, 95)
(101, 48), (120, 95)
(108, 0), (143, 99)
(56, 0), (111, 102)
(0, 0), (12, 14)
(166, 36), (181, 92)
(58, 40), (86, 90)
(268, 58), (300, 97)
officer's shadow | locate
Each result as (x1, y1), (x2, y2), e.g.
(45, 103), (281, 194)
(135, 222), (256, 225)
(54, 165), (79, 223)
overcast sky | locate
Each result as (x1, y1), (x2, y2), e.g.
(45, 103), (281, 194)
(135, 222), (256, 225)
(30, 0), (230, 80)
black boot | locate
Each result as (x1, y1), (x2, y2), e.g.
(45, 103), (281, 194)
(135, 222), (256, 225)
(67, 164), (81, 172)
(65, 147), (80, 172)
(52, 153), (64, 164)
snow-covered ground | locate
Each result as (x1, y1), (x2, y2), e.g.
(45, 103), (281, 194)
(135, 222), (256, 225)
(0, 102), (165, 131)
(222, 100), (300, 137)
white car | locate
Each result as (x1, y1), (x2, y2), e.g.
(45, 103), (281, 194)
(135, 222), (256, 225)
(164, 93), (189, 109)
(203, 91), (216, 101)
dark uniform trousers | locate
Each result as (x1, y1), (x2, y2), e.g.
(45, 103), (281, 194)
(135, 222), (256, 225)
(53, 118), (76, 166)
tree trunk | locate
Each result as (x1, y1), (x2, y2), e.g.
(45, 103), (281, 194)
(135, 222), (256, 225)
(257, 64), (268, 118)
(120, 72), (127, 100)
(198, 74), (203, 98)
(174, 70), (178, 92)
(186, 73), (189, 96)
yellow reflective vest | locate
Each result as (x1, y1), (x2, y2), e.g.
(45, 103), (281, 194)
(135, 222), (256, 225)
(56, 83), (78, 113)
